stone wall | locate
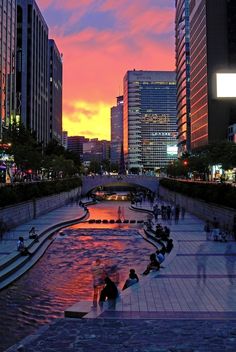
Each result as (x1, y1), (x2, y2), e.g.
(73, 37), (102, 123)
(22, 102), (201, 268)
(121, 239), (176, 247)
(159, 185), (236, 230)
(0, 187), (81, 230)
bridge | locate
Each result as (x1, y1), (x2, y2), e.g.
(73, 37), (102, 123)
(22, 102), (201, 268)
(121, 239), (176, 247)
(81, 175), (159, 195)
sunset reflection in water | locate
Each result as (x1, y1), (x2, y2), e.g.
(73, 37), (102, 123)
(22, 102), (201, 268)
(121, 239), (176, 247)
(0, 201), (154, 351)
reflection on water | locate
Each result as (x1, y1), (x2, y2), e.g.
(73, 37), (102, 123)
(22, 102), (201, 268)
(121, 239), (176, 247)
(0, 206), (154, 351)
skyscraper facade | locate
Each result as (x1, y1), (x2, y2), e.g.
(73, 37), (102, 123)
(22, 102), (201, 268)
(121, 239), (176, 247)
(48, 39), (62, 144)
(67, 136), (88, 161)
(110, 95), (123, 165)
(83, 139), (110, 164)
(123, 70), (177, 173)
(189, 0), (236, 150)
(175, 0), (191, 155)
(16, 0), (49, 144)
(0, 0), (16, 140)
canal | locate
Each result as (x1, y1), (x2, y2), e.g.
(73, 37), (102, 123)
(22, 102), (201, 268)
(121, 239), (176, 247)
(0, 201), (155, 351)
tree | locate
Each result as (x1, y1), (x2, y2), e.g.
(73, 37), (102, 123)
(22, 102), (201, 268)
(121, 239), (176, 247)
(89, 160), (101, 174)
(3, 123), (43, 173)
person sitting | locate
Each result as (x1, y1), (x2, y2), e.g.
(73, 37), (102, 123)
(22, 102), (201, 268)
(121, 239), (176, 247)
(122, 269), (139, 290)
(165, 238), (174, 253)
(17, 236), (30, 256)
(155, 224), (163, 238)
(145, 218), (153, 231)
(163, 226), (170, 239)
(155, 249), (165, 264)
(29, 227), (39, 242)
(142, 253), (160, 275)
(99, 277), (119, 310)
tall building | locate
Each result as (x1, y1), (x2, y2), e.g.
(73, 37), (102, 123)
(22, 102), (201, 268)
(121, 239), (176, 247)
(83, 139), (110, 164)
(67, 136), (88, 161)
(62, 131), (68, 149)
(175, 0), (191, 155)
(0, 0), (16, 140)
(48, 39), (62, 144)
(189, 0), (236, 150)
(16, 0), (49, 144)
(123, 70), (177, 173)
(110, 95), (123, 165)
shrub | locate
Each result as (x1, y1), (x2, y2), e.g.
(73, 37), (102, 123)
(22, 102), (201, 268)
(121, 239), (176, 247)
(0, 178), (82, 207)
(159, 178), (236, 209)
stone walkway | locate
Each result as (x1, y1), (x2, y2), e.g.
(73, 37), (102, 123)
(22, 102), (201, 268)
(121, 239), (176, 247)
(5, 201), (236, 351)
(0, 202), (87, 262)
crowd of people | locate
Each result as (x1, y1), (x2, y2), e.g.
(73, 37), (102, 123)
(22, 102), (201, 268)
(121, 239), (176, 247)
(153, 203), (185, 224)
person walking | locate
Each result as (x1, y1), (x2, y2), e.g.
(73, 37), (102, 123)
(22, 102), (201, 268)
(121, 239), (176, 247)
(212, 217), (220, 241)
(117, 206), (122, 220)
(204, 220), (211, 240)
(174, 205), (180, 224)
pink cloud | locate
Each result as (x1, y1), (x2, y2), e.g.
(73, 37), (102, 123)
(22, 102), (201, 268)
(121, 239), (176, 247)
(37, 0), (175, 137)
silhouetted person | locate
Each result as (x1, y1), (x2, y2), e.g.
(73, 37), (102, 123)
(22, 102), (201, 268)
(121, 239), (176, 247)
(212, 217), (220, 241)
(196, 244), (208, 284)
(165, 239), (174, 253)
(204, 220), (211, 240)
(99, 277), (119, 309)
(174, 205), (180, 224)
(17, 236), (30, 256)
(29, 227), (39, 242)
(122, 269), (139, 290)
(143, 253), (160, 275)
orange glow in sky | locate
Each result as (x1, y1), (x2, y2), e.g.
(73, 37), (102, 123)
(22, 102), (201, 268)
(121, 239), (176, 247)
(39, 0), (175, 140)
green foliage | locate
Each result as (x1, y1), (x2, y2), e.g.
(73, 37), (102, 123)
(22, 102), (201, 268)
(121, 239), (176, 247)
(3, 125), (81, 177)
(166, 160), (188, 178)
(4, 123), (43, 171)
(160, 178), (236, 209)
(166, 141), (236, 179)
(89, 160), (101, 174)
(0, 178), (82, 207)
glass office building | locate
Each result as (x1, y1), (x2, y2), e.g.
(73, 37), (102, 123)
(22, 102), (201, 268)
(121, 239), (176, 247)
(189, 0), (236, 150)
(0, 0), (16, 140)
(110, 95), (123, 165)
(123, 70), (177, 173)
(16, 0), (49, 144)
(48, 39), (62, 144)
(175, 0), (191, 155)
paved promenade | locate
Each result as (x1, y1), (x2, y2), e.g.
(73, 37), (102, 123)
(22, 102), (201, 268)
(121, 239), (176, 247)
(0, 201), (88, 260)
(0, 201), (87, 290)
(5, 200), (236, 351)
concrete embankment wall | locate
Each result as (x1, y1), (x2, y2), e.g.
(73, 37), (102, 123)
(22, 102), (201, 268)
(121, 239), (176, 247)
(0, 187), (81, 230)
(159, 185), (235, 230)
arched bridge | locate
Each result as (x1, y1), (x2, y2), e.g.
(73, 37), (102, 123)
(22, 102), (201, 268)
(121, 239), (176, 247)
(81, 175), (159, 195)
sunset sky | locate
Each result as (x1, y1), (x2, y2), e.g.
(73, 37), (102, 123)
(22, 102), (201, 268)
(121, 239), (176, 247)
(38, 0), (175, 140)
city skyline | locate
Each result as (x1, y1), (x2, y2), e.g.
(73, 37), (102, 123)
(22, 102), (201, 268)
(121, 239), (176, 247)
(38, 0), (175, 140)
